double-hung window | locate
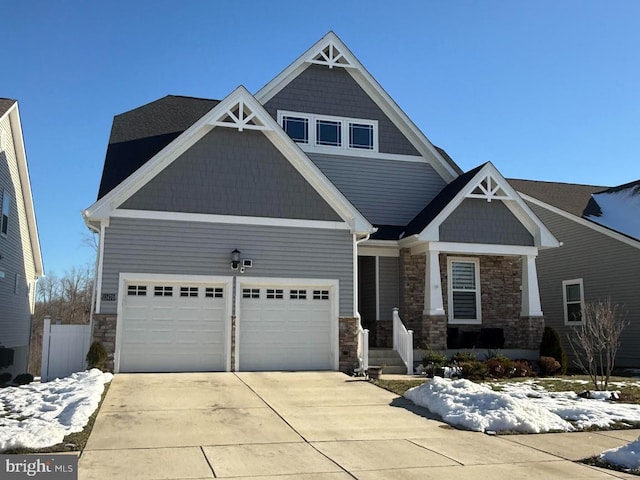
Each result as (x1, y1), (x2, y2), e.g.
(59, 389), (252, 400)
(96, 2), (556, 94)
(447, 258), (481, 324)
(562, 279), (584, 325)
(279, 111), (377, 152)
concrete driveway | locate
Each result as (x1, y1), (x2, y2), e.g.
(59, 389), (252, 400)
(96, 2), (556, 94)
(79, 372), (637, 479)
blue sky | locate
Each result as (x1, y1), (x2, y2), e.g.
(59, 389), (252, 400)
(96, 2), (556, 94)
(4, 1), (639, 276)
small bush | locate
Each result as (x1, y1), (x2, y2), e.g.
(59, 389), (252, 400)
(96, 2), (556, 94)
(14, 373), (34, 385)
(486, 355), (514, 379)
(422, 349), (447, 368)
(0, 372), (12, 385)
(538, 356), (561, 376)
(539, 326), (567, 374)
(513, 359), (534, 377)
(86, 341), (108, 371)
(451, 351), (477, 363)
(458, 360), (488, 380)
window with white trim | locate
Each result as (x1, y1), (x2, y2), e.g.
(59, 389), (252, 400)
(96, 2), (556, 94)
(278, 111), (377, 152)
(1, 191), (10, 236)
(127, 285), (147, 296)
(242, 288), (260, 299)
(290, 289), (307, 300)
(313, 290), (329, 300)
(266, 289), (284, 299)
(447, 258), (481, 324)
(205, 287), (224, 298)
(180, 286), (198, 297)
(154, 286), (173, 297)
(563, 279), (584, 325)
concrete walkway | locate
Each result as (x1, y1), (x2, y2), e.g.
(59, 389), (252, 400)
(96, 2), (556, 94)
(79, 372), (638, 479)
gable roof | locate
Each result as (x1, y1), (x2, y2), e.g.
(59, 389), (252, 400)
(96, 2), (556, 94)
(85, 86), (374, 234)
(584, 180), (640, 241)
(98, 95), (220, 199)
(254, 31), (462, 181)
(0, 100), (44, 276)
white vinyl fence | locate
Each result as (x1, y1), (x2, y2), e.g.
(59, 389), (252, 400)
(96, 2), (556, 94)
(40, 316), (91, 382)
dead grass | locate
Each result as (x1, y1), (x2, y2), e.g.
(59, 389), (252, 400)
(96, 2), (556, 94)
(372, 378), (428, 396)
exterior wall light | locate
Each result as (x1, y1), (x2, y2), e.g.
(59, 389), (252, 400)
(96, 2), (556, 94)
(231, 249), (241, 270)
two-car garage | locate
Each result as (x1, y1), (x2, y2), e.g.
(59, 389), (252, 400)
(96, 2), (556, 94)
(115, 275), (337, 373)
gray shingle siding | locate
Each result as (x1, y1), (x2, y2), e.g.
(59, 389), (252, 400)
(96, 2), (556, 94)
(122, 128), (342, 221)
(100, 217), (354, 316)
(263, 64), (419, 156)
(309, 153), (446, 225)
(439, 199), (534, 246)
(529, 203), (640, 367)
(378, 256), (399, 320)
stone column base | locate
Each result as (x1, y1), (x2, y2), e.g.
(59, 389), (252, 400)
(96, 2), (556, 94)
(92, 314), (117, 372)
(419, 315), (448, 350)
(516, 316), (545, 349)
(338, 317), (359, 374)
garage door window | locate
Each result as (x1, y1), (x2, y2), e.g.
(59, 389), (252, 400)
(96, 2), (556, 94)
(290, 289), (307, 300)
(205, 287), (224, 298)
(243, 288), (260, 299)
(266, 289), (284, 299)
(180, 287), (198, 297)
(154, 286), (173, 297)
(127, 285), (147, 296)
(313, 290), (329, 300)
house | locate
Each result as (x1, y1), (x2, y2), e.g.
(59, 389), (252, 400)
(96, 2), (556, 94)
(509, 179), (640, 368)
(83, 32), (559, 374)
(0, 99), (44, 376)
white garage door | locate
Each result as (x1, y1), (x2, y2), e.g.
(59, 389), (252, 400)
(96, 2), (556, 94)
(119, 282), (228, 372)
(239, 285), (333, 371)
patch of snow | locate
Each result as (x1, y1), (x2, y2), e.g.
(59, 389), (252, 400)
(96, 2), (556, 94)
(0, 369), (112, 451)
(405, 377), (640, 433)
(600, 436), (640, 470)
(586, 188), (640, 240)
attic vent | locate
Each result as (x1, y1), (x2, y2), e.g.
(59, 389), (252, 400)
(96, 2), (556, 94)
(467, 175), (513, 202)
(211, 100), (269, 132)
(308, 42), (353, 69)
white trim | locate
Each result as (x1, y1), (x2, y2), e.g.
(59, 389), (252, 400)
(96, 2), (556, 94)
(417, 163), (559, 249)
(302, 147), (427, 163)
(277, 110), (379, 153)
(235, 276), (340, 371)
(424, 249), (445, 316)
(411, 241), (539, 257)
(357, 245), (399, 257)
(519, 193), (640, 251)
(114, 273), (234, 373)
(84, 86), (373, 235)
(447, 257), (482, 325)
(111, 209), (352, 230)
(562, 278), (585, 326)
(254, 31), (460, 182)
(374, 256), (380, 321)
(95, 222), (107, 314)
(521, 254), (543, 317)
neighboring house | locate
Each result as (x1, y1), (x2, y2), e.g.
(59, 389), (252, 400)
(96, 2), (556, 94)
(84, 32), (559, 374)
(510, 179), (640, 368)
(0, 99), (44, 376)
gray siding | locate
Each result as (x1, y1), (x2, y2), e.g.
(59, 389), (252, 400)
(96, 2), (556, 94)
(123, 128), (341, 221)
(530, 203), (640, 367)
(100, 217), (354, 316)
(0, 113), (34, 357)
(309, 153), (446, 225)
(378, 256), (399, 320)
(440, 199), (534, 246)
(264, 64), (420, 156)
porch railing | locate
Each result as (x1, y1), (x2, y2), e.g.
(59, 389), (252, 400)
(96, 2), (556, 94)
(356, 324), (369, 373)
(392, 307), (414, 375)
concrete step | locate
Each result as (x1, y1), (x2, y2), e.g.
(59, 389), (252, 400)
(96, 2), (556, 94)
(368, 348), (407, 374)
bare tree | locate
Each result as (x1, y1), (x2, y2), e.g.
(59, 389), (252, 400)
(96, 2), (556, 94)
(567, 298), (628, 391)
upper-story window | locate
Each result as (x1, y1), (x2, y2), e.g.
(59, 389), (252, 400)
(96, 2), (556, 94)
(278, 111), (378, 152)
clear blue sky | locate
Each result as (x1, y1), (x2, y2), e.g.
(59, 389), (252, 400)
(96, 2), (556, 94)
(4, 1), (639, 276)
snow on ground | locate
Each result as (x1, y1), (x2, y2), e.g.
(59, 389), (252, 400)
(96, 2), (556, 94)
(0, 369), (112, 451)
(405, 377), (640, 434)
(600, 436), (640, 471)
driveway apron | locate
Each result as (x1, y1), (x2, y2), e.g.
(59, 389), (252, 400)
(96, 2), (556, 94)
(79, 372), (637, 479)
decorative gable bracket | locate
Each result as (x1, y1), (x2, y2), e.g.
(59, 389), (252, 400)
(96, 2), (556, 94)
(209, 99), (270, 132)
(306, 40), (354, 69)
(466, 174), (514, 202)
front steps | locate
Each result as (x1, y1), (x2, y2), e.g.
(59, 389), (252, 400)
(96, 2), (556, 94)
(368, 348), (408, 375)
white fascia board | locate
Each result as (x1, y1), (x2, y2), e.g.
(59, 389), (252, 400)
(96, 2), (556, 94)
(520, 193), (640, 251)
(254, 31), (459, 182)
(112, 209), (351, 231)
(300, 144), (426, 163)
(7, 103), (44, 276)
(413, 241), (539, 257)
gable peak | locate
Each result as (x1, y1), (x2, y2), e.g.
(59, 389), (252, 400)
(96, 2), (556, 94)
(304, 33), (355, 69)
(209, 89), (270, 132)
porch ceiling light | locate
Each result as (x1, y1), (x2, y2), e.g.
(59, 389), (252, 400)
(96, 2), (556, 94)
(231, 249), (241, 270)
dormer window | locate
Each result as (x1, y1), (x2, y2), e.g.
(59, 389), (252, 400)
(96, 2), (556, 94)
(278, 111), (377, 152)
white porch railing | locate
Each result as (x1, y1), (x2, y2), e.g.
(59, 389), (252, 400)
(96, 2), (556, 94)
(356, 324), (369, 373)
(392, 307), (414, 375)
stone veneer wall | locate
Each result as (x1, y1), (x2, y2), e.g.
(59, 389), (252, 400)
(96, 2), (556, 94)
(338, 317), (359, 373)
(399, 248), (425, 336)
(92, 314), (117, 372)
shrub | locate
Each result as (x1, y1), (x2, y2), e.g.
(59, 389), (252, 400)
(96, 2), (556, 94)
(539, 326), (567, 374)
(451, 350), (476, 363)
(486, 355), (514, 379)
(86, 341), (108, 371)
(0, 372), (12, 385)
(538, 356), (561, 376)
(14, 373), (34, 385)
(512, 359), (534, 377)
(458, 360), (488, 380)
(422, 349), (447, 368)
